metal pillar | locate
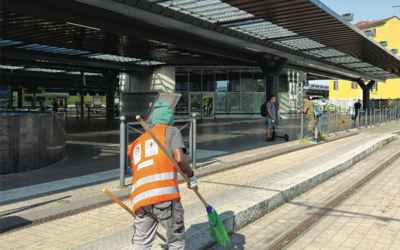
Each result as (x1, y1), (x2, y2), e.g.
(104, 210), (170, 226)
(30, 87), (36, 109)
(119, 116), (126, 187)
(370, 108), (373, 126)
(192, 113), (197, 169)
(380, 108), (382, 124)
(385, 109), (387, 123)
(346, 109), (349, 132)
(328, 109), (331, 136)
(16, 87), (23, 109)
(80, 76), (84, 121)
(357, 111), (360, 130)
(102, 70), (119, 120)
(365, 108), (368, 128)
(334, 108), (338, 133)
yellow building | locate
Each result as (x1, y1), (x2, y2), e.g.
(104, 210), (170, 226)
(329, 16), (400, 102)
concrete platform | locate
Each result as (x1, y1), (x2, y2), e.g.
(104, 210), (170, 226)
(72, 133), (397, 250)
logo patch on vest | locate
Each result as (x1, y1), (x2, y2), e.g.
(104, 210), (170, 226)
(133, 144), (141, 165)
(145, 139), (158, 157)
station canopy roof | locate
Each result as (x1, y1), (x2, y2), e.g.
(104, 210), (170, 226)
(1, 0), (400, 83)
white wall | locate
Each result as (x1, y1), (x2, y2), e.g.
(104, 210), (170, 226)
(119, 67), (176, 119)
(151, 66), (175, 93)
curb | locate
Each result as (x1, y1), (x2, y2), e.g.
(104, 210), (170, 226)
(177, 133), (398, 250)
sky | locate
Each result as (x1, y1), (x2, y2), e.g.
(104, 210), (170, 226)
(309, 0), (400, 86)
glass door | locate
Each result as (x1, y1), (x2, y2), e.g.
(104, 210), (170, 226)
(189, 93), (202, 118)
(202, 92), (214, 119)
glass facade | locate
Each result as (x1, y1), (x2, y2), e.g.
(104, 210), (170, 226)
(0, 84), (12, 110)
(174, 66), (292, 115)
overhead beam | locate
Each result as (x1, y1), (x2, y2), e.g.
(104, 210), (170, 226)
(0, 51), (153, 73)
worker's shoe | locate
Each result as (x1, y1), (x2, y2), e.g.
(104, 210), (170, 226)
(267, 138), (274, 142)
(311, 139), (318, 144)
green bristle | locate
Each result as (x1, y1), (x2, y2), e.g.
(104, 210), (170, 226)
(208, 210), (230, 246)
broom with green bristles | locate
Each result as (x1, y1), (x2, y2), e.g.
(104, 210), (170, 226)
(136, 115), (230, 246)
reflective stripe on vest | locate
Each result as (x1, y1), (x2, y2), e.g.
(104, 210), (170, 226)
(127, 125), (181, 214)
(131, 172), (178, 194)
(132, 186), (180, 206)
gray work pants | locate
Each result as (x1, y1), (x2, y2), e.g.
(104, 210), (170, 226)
(131, 199), (186, 250)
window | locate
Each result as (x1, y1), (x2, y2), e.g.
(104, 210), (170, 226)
(36, 96), (45, 102)
(351, 82), (358, 90)
(278, 74), (289, 92)
(240, 67), (253, 92)
(228, 67), (240, 92)
(372, 82), (378, 91)
(175, 67), (188, 92)
(334, 81), (339, 91)
(202, 67), (215, 92)
(188, 67), (201, 91)
(253, 69), (265, 92)
(24, 96), (32, 102)
(215, 67), (228, 92)
(372, 28), (377, 38)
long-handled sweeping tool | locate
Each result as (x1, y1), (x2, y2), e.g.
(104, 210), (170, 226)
(136, 116), (230, 246)
(102, 189), (167, 243)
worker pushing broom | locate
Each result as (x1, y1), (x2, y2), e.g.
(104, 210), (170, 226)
(103, 102), (229, 249)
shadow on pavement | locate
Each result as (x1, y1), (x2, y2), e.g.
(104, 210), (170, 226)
(0, 196), (71, 217)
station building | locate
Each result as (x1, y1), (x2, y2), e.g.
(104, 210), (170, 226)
(329, 16), (400, 107)
(120, 67), (309, 119)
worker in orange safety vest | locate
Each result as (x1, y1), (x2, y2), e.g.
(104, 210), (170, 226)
(127, 102), (197, 250)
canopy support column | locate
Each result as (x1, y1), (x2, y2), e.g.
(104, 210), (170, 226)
(256, 57), (288, 125)
(256, 57), (288, 100)
(102, 70), (119, 120)
(356, 79), (376, 113)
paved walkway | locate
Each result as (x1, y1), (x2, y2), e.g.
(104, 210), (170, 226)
(0, 132), (389, 249)
(0, 120), (398, 250)
(212, 137), (400, 250)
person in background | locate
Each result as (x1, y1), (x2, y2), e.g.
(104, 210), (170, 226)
(353, 100), (362, 122)
(297, 96), (319, 144)
(53, 98), (59, 112)
(266, 95), (276, 142)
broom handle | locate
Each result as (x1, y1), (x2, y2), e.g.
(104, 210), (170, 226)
(102, 189), (167, 243)
(136, 116), (208, 208)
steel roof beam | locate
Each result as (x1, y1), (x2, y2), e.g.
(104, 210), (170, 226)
(1, 51), (153, 73)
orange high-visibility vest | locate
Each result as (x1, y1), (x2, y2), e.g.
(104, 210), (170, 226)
(127, 125), (180, 214)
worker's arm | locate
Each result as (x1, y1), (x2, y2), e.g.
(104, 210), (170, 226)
(173, 148), (193, 177)
(303, 107), (308, 114)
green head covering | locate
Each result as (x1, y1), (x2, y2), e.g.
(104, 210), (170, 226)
(152, 102), (174, 125)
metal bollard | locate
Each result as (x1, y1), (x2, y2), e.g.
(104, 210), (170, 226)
(364, 108), (367, 128)
(380, 108), (382, 124)
(385, 109), (387, 123)
(301, 109), (304, 138)
(119, 116), (126, 188)
(192, 113), (197, 169)
(370, 108), (373, 127)
(334, 108), (338, 134)
(328, 109), (331, 136)
(346, 110), (349, 132)
(189, 119), (193, 162)
(357, 111), (359, 130)
(390, 109), (392, 122)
